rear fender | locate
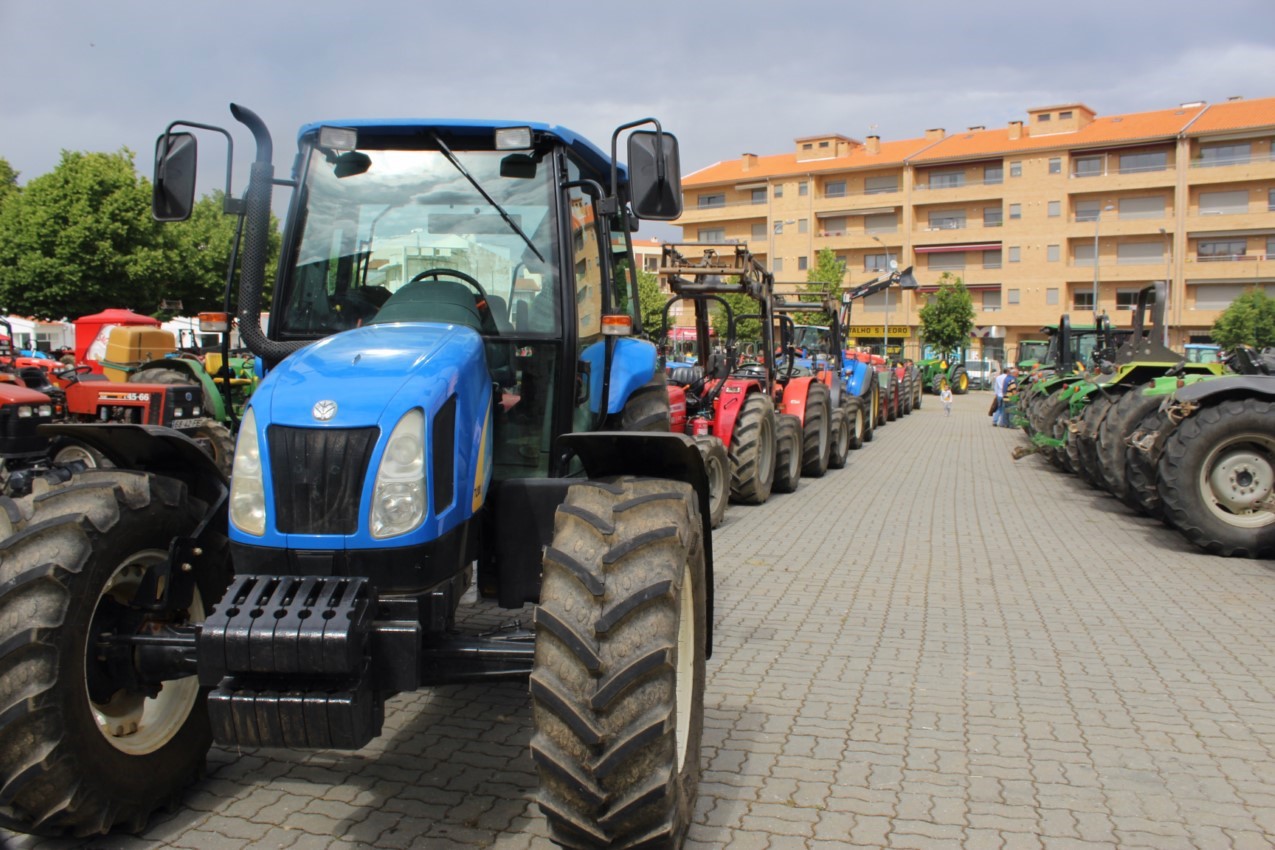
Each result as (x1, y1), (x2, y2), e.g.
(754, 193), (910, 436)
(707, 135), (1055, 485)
(778, 376), (814, 426)
(580, 337), (658, 415)
(1172, 374), (1275, 409)
(558, 430), (714, 657)
(708, 378), (760, 450)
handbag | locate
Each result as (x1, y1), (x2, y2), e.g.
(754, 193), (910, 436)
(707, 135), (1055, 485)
(988, 396), (998, 416)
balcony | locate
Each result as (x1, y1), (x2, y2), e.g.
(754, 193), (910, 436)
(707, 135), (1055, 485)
(1186, 208), (1275, 234)
(812, 187), (903, 216)
(1185, 254), (1275, 281)
(913, 221), (1006, 248)
(1068, 163), (1175, 192)
(676, 198), (770, 225)
(1187, 154), (1275, 186)
(911, 176), (1005, 203)
(1066, 215), (1173, 239)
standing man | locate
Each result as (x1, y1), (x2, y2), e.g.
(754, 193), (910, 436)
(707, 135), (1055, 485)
(991, 367), (1017, 427)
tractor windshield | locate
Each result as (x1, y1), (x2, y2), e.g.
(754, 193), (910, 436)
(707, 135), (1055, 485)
(792, 325), (830, 354)
(277, 146), (560, 338)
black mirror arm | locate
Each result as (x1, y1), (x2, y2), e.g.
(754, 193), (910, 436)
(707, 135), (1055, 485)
(161, 120), (238, 212)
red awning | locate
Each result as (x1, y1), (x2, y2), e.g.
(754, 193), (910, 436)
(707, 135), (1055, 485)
(913, 243), (1001, 254)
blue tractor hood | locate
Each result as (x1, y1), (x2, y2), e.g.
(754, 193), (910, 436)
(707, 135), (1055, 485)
(255, 323), (483, 427)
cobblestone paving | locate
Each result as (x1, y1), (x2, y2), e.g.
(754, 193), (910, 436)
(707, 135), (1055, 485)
(7, 391), (1275, 849)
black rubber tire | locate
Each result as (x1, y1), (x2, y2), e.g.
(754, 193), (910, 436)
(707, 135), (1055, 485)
(1075, 395), (1115, 489)
(531, 476), (706, 849)
(772, 414), (802, 494)
(930, 374), (943, 395)
(828, 407), (850, 470)
(49, 436), (111, 471)
(1096, 389), (1158, 500)
(845, 398), (865, 451)
(912, 371), (923, 409)
(0, 470), (229, 837)
(900, 376), (913, 415)
(1124, 408), (1170, 517)
(1158, 399), (1275, 558)
(952, 368), (970, 395)
(1036, 391), (1074, 472)
(728, 393), (776, 505)
(692, 435), (729, 529)
(0, 468), (136, 540)
(129, 367), (215, 419)
(188, 423), (236, 479)
(799, 382), (831, 478)
(608, 373), (672, 433)
(885, 376), (898, 422)
(862, 387), (877, 443)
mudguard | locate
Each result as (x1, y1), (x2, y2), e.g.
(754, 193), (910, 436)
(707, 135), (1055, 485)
(1172, 374), (1275, 407)
(778, 376), (815, 426)
(581, 337), (658, 415)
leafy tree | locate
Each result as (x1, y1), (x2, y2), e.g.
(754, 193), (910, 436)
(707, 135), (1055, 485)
(711, 288), (763, 353)
(0, 158), (17, 210)
(1211, 287), (1275, 349)
(636, 268), (669, 334)
(798, 248), (846, 325)
(0, 149), (167, 318)
(918, 272), (975, 357)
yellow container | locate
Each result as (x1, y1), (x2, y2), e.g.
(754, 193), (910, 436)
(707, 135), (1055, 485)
(101, 327), (176, 382)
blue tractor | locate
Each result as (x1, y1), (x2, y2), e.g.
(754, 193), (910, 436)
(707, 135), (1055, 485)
(0, 106), (712, 848)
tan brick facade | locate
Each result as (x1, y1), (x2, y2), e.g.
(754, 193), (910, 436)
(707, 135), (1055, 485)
(676, 97), (1275, 360)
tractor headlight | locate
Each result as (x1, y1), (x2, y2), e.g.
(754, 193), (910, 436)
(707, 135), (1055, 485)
(229, 407), (266, 536)
(37, 404), (52, 418)
(16, 405), (32, 418)
(371, 409), (426, 539)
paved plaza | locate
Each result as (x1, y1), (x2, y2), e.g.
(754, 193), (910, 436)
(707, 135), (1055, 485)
(7, 390), (1275, 849)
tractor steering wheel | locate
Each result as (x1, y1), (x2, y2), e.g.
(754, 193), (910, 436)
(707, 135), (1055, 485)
(54, 364), (93, 383)
(406, 268), (496, 333)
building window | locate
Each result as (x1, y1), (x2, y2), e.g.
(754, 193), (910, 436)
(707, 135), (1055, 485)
(1008, 288), (1020, 305)
(1009, 203), (1022, 220)
(751, 188), (767, 205)
(1119, 195), (1166, 220)
(864, 252), (890, 272)
(1074, 243), (1095, 266)
(1073, 155), (1103, 178)
(1267, 237), (1275, 259)
(751, 222), (767, 241)
(798, 181), (808, 197)
(1060, 110), (1073, 120)
(825, 180), (846, 198)
(1115, 289), (1146, 311)
(774, 183), (784, 198)
(1119, 151), (1167, 174)
(1010, 161), (1022, 177)
(865, 175), (898, 194)
(928, 252), (966, 271)
(1037, 113), (1052, 123)
(1200, 189), (1249, 215)
(1073, 291), (1094, 311)
(1198, 239), (1247, 261)
(1047, 244), (1060, 262)
(1008, 246), (1021, 263)
(864, 212), (898, 234)
(821, 216), (846, 237)
(773, 221), (784, 235)
(1075, 199), (1101, 222)
(798, 256), (808, 271)
(982, 289), (1002, 311)
(698, 193), (725, 208)
(985, 165), (1003, 184)
(984, 207), (1003, 227)
(1198, 142), (1252, 167)
(928, 211), (966, 230)
(1046, 287), (1059, 305)
(983, 249), (1002, 269)
(1047, 200), (1061, 217)
(1049, 157), (1061, 174)
(698, 228), (725, 243)
(802, 143), (813, 151)
(773, 257), (784, 272)
(930, 168), (965, 189)
(819, 141), (829, 148)
(798, 218), (808, 234)
(1269, 188), (1274, 211)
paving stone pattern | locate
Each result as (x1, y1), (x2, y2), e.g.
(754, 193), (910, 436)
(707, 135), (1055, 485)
(7, 391), (1275, 849)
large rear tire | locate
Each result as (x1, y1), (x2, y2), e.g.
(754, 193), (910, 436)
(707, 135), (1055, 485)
(692, 435), (729, 529)
(0, 470), (228, 837)
(952, 368), (970, 395)
(129, 367), (215, 421)
(828, 407), (851, 470)
(1124, 408), (1170, 516)
(862, 387), (877, 443)
(1096, 389), (1158, 500)
(728, 393), (775, 505)
(532, 476), (706, 849)
(799, 382), (831, 478)
(772, 414), (802, 494)
(845, 398), (865, 451)
(608, 373), (672, 433)
(1158, 399), (1275, 558)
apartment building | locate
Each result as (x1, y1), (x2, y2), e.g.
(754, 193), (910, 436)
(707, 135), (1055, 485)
(675, 96), (1275, 359)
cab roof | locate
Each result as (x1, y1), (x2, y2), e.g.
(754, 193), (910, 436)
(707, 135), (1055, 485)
(296, 118), (622, 180)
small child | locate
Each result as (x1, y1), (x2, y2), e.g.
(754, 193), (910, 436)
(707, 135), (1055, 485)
(940, 380), (953, 416)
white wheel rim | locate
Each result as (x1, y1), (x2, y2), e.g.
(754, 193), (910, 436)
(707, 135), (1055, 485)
(55, 444), (99, 467)
(86, 551), (205, 755)
(1200, 434), (1275, 527)
(675, 561), (694, 772)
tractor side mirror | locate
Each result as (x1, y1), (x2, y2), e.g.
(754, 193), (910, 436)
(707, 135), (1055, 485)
(153, 132), (198, 222)
(627, 130), (683, 221)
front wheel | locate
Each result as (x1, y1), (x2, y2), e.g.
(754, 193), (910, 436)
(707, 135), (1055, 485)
(0, 470), (228, 837)
(772, 414), (802, 494)
(845, 398), (865, 451)
(1158, 399), (1275, 558)
(828, 407), (851, 469)
(532, 476), (706, 849)
(728, 393), (776, 505)
(800, 381), (831, 478)
(692, 435), (730, 529)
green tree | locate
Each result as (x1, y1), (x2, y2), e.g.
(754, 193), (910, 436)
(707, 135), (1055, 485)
(636, 268), (670, 334)
(918, 272), (975, 357)
(798, 248), (846, 325)
(0, 148), (167, 318)
(1211, 288), (1275, 349)
(0, 158), (17, 210)
(711, 287), (762, 347)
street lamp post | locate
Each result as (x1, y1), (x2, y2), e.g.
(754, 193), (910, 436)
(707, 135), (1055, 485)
(1091, 203), (1115, 324)
(871, 235), (893, 358)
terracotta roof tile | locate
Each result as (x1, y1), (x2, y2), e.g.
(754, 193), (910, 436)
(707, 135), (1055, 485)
(1186, 96), (1275, 135)
(684, 138), (936, 187)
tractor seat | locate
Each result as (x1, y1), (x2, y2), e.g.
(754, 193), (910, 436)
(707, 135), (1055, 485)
(668, 365), (704, 389)
(369, 280), (485, 332)
(18, 366), (54, 392)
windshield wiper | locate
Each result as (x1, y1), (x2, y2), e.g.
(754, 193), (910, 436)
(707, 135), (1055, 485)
(429, 132), (544, 263)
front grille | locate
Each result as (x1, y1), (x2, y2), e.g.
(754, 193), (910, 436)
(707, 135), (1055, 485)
(268, 426), (379, 534)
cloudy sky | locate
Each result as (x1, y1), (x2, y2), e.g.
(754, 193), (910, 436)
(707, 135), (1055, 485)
(3, 0), (1274, 238)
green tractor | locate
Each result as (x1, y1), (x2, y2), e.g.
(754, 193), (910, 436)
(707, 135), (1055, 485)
(917, 346), (970, 395)
(1015, 338), (1050, 371)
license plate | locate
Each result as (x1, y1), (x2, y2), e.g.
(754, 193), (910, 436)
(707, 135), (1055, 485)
(170, 417), (210, 429)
